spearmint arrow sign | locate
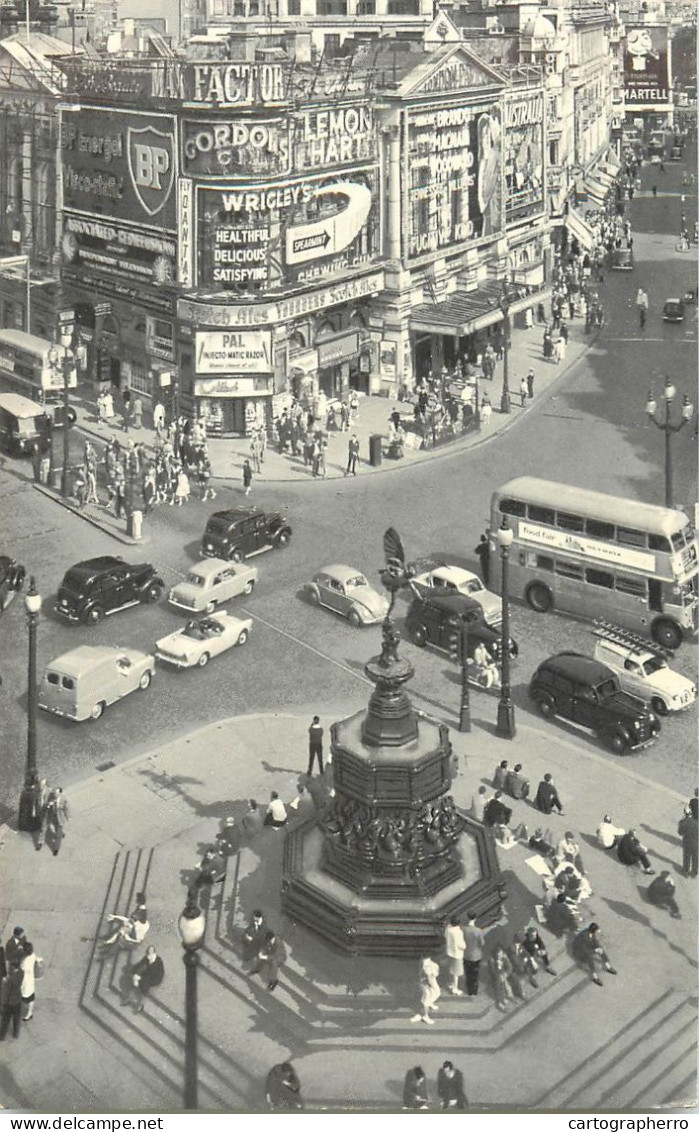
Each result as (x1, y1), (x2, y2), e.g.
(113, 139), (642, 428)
(285, 181), (372, 266)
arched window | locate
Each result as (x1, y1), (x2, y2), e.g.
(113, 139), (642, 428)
(288, 329), (306, 353)
(315, 318), (337, 343)
(348, 309), (367, 329)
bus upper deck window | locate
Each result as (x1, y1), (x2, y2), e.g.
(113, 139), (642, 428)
(586, 519), (614, 539)
(670, 531), (686, 552)
(617, 527), (647, 548)
(499, 498), (526, 517)
(557, 512), (584, 532)
(648, 533), (672, 552)
(528, 505), (555, 524)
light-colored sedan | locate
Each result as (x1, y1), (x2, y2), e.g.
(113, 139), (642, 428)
(156, 611), (252, 669)
(305, 564), (390, 626)
(411, 565), (502, 627)
(168, 558), (257, 613)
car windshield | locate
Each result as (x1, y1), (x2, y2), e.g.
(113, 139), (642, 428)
(345, 574), (368, 589)
(183, 621), (208, 639)
(186, 573), (206, 587)
(642, 657), (666, 676)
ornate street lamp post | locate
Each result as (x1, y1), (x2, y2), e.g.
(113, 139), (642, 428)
(495, 519), (516, 740)
(645, 378), (694, 508)
(499, 281), (512, 415)
(178, 888), (206, 1110)
(17, 578), (42, 831)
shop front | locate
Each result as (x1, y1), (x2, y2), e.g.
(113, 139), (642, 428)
(191, 329), (273, 436)
(194, 375), (272, 436)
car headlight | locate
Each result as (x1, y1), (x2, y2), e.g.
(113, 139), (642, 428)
(648, 713), (658, 726)
(633, 720), (641, 729)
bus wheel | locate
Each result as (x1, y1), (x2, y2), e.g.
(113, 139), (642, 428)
(525, 583), (552, 613)
(651, 618), (682, 651)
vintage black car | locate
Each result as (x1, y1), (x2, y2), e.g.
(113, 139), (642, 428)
(529, 651), (661, 754)
(55, 556), (164, 626)
(662, 298), (685, 322)
(405, 592), (518, 660)
(200, 507), (292, 562)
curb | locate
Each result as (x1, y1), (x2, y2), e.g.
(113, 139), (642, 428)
(32, 482), (150, 547)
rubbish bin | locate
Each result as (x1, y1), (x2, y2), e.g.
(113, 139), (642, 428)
(369, 433), (383, 467)
(128, 509), (143, 540)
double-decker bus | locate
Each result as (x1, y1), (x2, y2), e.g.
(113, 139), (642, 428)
(0, 329), (76, 403)
(488, 477), (698, 650)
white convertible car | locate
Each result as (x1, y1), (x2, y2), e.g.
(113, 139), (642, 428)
(155, 611), (252, 669)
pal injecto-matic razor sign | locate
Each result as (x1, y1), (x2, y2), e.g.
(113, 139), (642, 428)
(197, 168), (379, 293)
(61, 107), (177, 230)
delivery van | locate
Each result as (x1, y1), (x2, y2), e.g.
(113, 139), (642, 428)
(38, 645), (155, 722)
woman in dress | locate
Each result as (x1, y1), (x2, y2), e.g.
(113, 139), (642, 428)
(20, 943), (42, 1021)
(488, 945), (516, 1011)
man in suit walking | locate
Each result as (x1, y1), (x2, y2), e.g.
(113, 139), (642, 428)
(307, 716), (324, 776)
(463, 911), (486, 996)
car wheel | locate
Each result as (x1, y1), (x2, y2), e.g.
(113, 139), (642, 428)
(229, 549), (243, 563)
(410, 626), (427, 647)
(534, 694), (555, 719)
(348, 609), (362, 627)
(243, 580), (254, 596)
(205, 600), (217, 614)
(197, 652), (210, 668)
(142, 583), (163, 604)
(607, 730), (630, 755)
(651, 696), (669, 716)
(90, 701), (105, 721)
(651, 618), (682, 651)
(525, 583), (552, 613)
(84, 607), (104, 626)
(237, 629), (249, 646)
(307, 589), (320, 606)
(139, 671), (152, 690)
(277, 531), (290, 549)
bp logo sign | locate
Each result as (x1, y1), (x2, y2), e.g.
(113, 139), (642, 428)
(127, 125), (175, 217)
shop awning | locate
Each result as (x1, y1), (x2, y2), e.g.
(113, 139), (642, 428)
(584, 177), (608, 207)
(600, 152), (622, 176)
(593, 166), (615, 190)
(410, 281), (553, 337)
(566, 207), (596, 251)
(410, 280), (504, 337)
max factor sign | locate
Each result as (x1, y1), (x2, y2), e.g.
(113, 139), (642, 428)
(152, 62), (286, 107)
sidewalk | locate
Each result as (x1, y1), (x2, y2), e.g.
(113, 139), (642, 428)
(69, 315), (596, 486)
(1, 699), (695, 1113)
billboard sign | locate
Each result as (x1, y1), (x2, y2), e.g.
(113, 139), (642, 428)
(60, 107), (177, 230)
(407, 104), (503, 259)
(61, 213), (176, 286)
(504, 90), (545, 221)
(195, 330), (273, 374)
(181, 117), (292, 180)
(623, 26), (671, 109)
(197, 168), (379, 294)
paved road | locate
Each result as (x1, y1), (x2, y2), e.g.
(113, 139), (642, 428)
(0, 158), (696, 802)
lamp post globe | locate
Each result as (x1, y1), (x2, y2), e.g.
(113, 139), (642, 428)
(18, 577), (43, 831)
(495, 519), (516, 740)
(645, 378), (694, 508)
(178, 888), (206, 1111)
